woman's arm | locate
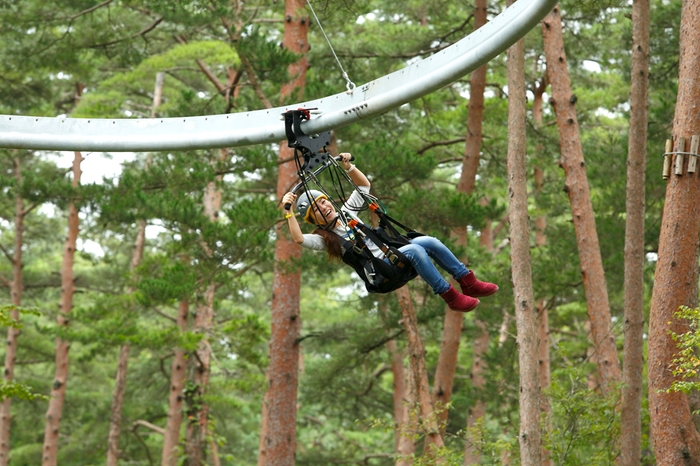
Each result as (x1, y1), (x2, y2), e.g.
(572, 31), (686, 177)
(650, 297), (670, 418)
(339, 152), (370, 188)
(281, 192), (305, 244)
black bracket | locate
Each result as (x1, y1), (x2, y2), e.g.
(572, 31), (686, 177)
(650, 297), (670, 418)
(284, 109), (331, 173)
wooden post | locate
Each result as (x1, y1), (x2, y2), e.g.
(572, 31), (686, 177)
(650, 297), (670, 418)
(688, 135), (699, 174)
(663, 139), (672, 179)
(675, 137), (686, 175)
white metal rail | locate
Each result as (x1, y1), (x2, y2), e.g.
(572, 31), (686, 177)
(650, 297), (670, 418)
(0, 0), (557, 152)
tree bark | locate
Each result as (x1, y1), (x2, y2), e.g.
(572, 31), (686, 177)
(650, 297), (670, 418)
(378, 296), (415, 461)
(648, 0), (700, 463)
(0, 157), (25, 466)
(106, 344), (132, 466)
(260, 149), (303, 464)
(541, 4), (621, 393)
(620, 1), (650, 465)
(536, 300), (552, 464)
(455, 2), (490, 463)
(395, 287), (445, 458)
(505, 12), (542, 463)
(185, 284), (215, 465)
(162, 299), (190, 466)
(258, 2), (307, 465)
(533, 71), (553, 466)
(185, 147), (226, 465)
(107, 72), (164, 466)
(388, 339), (416, 464)
(464, 320), (489, 465)
(457, 0), (488, 196)
(42, 151), (83, 466)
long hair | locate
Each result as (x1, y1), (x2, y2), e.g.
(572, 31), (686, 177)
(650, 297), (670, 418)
(312, 227), (344, 261)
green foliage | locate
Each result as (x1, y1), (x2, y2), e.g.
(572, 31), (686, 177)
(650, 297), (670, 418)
(546, 375), (621, 465)
(668, 306), (700, 395)
(0, 380), (48, 402)
(0, 304), (40, 328)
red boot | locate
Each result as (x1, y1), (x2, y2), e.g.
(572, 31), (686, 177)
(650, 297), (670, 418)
(457, 271), (499, 297)
(440, 285), (480, 312)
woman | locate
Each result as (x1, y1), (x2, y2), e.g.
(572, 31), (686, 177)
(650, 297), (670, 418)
(281, 153), (498, 312)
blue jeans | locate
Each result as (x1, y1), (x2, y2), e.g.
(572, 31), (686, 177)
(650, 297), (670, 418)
(397, 236), (469, 295)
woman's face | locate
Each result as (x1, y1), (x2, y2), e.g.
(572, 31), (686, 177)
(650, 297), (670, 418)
(309, 197), (337, 226)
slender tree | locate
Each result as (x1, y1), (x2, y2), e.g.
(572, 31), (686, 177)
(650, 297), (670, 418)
(106, 70), (164, 466)
(648, 0), (700, 462)
(378, 295), (416, 461)
(541, 4), (621, 392)
(42, 150), (83, 466)
(259, 1), (308, 463)
(185, 148), (227, 464)
(620, 1), (650, 464)
(395, 286), (445, 457)
(532, 72), (553, 466)
(505, 3), (541, 462)
(162, 299), (190, 466)
(452, 1), (491, 463)
(0, 154), (34, 466)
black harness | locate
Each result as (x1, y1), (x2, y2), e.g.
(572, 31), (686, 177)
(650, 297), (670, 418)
(337, 207), (422, 294)
(284, 109), (421, 294)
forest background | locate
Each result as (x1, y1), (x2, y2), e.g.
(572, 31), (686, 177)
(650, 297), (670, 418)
(0, 0), (695, 465)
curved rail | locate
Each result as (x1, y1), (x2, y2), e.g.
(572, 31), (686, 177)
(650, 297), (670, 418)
(0, 0), (556, 152)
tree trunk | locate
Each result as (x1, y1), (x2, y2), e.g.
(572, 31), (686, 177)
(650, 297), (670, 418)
(533, 72), (553, 466)
(505, 12), (542, 463)
(648, 0), (700, 462)
(0, 157), (25, 466)
(388, 339), (416, 464)
(397, 368), (417, 466)
(42, 151), (82, 466)
(457, 2), (490, 463)
(185, 285), (215, 466)
(258, 2), (307, 464)
(106, 221), (147, 466)
(395, 287), (445, 458)
(185, 147), (226, 465)
(107, 72), (164, 466)
(378, 296), (415, 460)
(464, 320), (489, 465)
(541, 5), (621, 393)
(536, 300), (552, 464)
(620, 1), (650, 465)
(260, 154), (303, 464)
(162, 299), (190, 466)
(457, 0), (488, 196)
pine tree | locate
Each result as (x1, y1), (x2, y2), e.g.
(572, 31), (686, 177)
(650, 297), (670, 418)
(42, 151), (83, 466)
(648, 0), (700, 461)
(505, 2), (541, 461)
(620, 0), (650, 464)
(541, 4), (621, 393)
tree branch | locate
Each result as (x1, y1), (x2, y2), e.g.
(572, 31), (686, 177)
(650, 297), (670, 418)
(133, 419), (165, 435)
(68, 0), (114, 21)
(22, 201), (40, 217)
(236, 48), (273, 109)
(417, 137), (466, 155)
(0, 243), (15, 266)
(152, 307), (177, 323)
(360, 330), (405, 354)
(0, 275), (11, 288)
(174, 35), (229, 94)
(89, 17), (164, 49)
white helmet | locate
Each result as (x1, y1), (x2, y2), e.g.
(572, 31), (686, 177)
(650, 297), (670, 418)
(296, 190), (328, 223)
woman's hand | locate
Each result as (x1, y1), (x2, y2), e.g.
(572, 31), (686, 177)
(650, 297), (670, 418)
(339, 152), (353, 171)
(282, 192), (297, 212)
